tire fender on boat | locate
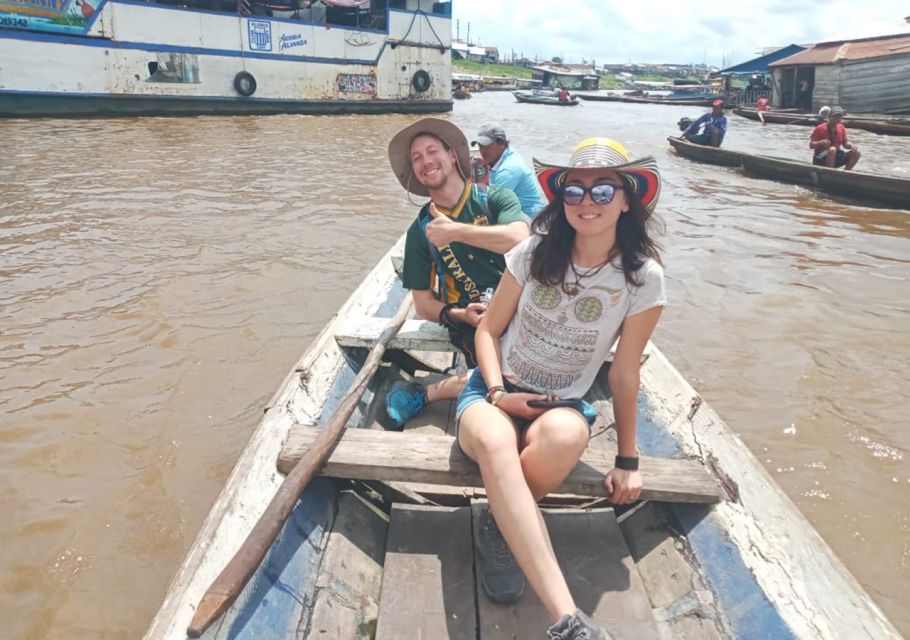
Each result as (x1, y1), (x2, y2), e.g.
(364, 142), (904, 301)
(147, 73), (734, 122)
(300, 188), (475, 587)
(234, 71), (257, 97)
(412, 69), (431, 93)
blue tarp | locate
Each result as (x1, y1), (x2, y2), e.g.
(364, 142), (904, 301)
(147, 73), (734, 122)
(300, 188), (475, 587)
(718, 44), (806, 75)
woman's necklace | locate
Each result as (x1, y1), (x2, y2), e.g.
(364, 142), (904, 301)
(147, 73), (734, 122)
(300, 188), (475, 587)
(566, 259), (609, 296)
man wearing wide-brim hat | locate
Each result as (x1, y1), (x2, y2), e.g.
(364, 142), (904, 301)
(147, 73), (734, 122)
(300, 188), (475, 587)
(384, 118), (529, 434)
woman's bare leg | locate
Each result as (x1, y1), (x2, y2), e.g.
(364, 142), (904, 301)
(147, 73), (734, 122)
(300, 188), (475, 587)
(459, 403), (586, 621)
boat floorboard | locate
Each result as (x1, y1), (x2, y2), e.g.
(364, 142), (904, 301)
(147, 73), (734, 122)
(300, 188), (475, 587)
(372, 502), (663, 639)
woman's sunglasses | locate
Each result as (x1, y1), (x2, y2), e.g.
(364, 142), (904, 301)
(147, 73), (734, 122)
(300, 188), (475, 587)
(561, 183), (619, 206)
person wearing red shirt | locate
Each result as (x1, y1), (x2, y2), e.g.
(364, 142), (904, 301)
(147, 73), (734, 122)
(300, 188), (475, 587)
(809, 106), (861, 170)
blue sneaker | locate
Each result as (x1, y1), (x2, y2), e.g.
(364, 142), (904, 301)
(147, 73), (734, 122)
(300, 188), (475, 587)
(385, 381), (428, 429)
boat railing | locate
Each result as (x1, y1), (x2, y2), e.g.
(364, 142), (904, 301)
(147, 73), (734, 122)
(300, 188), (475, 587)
(727, 88), (772, 107)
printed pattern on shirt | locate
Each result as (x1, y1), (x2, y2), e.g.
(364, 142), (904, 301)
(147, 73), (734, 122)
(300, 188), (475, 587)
(507, 282), (623, 392)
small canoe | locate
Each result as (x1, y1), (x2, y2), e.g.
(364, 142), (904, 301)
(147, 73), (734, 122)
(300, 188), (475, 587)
(668, 136), (910, 209)
(513, 90), (578, 106)
(733, 107), (910, 136)
(578, 93), (715, 106)
(145, 236), (901, 639)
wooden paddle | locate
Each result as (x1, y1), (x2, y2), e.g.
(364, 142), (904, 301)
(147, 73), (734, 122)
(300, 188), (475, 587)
(186, 294), (414, 638)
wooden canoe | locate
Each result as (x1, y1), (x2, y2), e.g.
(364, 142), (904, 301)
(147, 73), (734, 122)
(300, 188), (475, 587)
(578, 93), (715, 106)
(733, 107), (910, 136)
(513, 90), (578, 106)
(668, 136), (910, 209)
(145, 235), (901, 639)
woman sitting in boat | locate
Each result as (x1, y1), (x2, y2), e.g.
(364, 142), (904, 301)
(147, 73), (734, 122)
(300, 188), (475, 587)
(681, 98), (727, 147)
(455, 137), (665, 640)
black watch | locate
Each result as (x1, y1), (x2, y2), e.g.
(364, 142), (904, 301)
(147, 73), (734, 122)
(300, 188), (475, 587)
(614, 455), (639, 471)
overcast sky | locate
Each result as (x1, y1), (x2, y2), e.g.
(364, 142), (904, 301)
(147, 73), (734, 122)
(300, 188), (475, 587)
(451, 0), (909, 67)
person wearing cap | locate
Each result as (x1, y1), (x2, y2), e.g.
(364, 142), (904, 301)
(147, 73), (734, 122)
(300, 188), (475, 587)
(455, 137), (665, 640)
(681, 98), (728, 147)
(473, 124), (548, 217)
(384, 118), (530, 431)
(809, 106), (861, 170)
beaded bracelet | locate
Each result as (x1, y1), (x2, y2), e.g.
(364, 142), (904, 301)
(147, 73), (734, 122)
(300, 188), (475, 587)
(485, 385), (506, 405)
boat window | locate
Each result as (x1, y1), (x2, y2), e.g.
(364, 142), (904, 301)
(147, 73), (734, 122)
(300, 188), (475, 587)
(145, 53), (200, 83)
(390, 0), (450, 15)
(139, 0), (390, 30)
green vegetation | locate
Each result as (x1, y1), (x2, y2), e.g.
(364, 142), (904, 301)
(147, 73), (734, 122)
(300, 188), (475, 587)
(452, 59), (532, 79)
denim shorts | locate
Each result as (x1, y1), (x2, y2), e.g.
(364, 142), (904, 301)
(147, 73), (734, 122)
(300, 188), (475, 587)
(454, 368), (598, 433)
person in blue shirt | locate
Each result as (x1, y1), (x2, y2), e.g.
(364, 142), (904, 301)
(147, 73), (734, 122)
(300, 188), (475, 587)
(472, 125), (548, 216)
(682, 99), (728, 147)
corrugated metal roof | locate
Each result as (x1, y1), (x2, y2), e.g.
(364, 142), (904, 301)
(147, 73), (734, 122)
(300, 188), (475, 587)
(770, 32), (910, 66)
(719, 44), (806, 75)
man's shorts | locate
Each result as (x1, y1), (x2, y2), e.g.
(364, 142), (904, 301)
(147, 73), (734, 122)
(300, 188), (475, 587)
(813, 149), (847, 168)
(688, 132), (715, 146)
(454, 368), (598, 434)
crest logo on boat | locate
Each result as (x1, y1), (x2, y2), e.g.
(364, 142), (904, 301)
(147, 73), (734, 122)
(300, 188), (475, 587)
(247, 20), (272, 52)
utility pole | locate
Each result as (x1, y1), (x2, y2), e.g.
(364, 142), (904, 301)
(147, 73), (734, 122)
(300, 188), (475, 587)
(466, 22), (470, 45)
(456, 19), (459, 42)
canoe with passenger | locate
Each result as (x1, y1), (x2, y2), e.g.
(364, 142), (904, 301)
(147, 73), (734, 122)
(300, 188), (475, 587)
(578, 93), (715, 106)
(668, 135), (910, 209)
(513, 90), (579, 106)
(733, 106), (910, 136)
(144, 247), (901, 637)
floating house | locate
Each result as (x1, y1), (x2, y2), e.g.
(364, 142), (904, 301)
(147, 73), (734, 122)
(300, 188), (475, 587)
(530, 64), (598, 90)
(0, 0), (453, 117)
(769, 32), (910, 114)
(715, 44), (806, 106)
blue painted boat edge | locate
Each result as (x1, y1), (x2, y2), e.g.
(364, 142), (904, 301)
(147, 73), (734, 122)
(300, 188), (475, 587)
(0, 91), (452, 118)
(636, 401), (797, 639)
(214, 282), (407, 638)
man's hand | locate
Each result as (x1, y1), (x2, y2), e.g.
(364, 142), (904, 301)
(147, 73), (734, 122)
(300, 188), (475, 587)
(604, 468), (642, 505)
(460, 302), (486, 327)
(425, 202), (463, 248)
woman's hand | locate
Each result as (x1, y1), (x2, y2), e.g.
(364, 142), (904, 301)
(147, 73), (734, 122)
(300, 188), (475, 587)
(495, 392), (549, 420)
(604, 468), (642, 505)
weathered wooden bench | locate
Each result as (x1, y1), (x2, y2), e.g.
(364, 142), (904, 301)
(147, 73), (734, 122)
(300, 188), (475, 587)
(278, 425), (721, 503)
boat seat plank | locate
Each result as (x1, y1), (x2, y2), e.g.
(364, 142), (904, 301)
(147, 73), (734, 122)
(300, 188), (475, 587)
(278, 426), (722, 504)
(304, 492), (388, 639)
(473, 502), (662, 639)
(374, 504), (476, 640)
(337, 317), (455, 352)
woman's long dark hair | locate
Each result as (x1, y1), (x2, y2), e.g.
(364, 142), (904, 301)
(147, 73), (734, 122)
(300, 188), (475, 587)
(529, 178), (663, 291)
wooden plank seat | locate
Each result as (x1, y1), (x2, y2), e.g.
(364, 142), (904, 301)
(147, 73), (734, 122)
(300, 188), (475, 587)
(278, 425), (722, 504)
(335, 317), (456, 352)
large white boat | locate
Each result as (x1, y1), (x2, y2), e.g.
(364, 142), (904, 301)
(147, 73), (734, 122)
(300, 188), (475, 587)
(0, 0), (452, 116)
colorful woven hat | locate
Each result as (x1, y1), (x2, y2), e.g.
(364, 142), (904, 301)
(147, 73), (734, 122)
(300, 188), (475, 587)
(534, 137), (661, 216)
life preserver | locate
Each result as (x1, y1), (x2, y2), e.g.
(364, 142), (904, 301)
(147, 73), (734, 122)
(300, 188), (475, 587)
(234, 71), (257, 97)
(756, 96), (770, 111)
(412, 69), (431, 93)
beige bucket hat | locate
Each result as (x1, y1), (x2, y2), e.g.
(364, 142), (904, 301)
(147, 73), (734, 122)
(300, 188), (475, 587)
(388, 118), (471, 197)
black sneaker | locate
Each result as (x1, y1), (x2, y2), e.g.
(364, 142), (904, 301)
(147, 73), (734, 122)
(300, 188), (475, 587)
(547, 609), (613, 640)
(475, 508), (524, 604)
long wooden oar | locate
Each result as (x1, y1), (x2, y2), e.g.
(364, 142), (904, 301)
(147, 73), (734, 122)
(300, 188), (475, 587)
(187, 295), (414, 638)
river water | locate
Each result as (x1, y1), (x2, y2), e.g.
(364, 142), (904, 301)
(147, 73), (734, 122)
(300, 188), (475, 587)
(1, 92), (908, 638)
